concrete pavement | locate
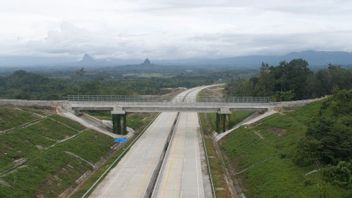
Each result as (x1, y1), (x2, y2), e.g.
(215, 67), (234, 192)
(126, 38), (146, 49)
(152, 86), (212, 198)
(89, 89), (198, 198)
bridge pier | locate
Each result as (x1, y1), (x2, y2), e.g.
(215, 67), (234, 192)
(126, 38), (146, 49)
(216, 108), (231, 133)
(111, 106), (127, 135)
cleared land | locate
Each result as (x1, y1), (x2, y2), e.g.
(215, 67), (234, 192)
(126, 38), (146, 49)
(219, 102), (347, 197)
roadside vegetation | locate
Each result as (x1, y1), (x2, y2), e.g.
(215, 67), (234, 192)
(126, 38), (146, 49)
(296, 90), (352, 195)
(226, 59), (352, 101)
(219, 98), (349, 197)
(200, 83), (352, 197)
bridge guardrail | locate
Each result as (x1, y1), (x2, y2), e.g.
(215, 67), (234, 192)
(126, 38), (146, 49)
(66, 95), (272, 104)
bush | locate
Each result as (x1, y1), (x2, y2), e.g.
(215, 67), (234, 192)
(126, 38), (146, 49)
(322, 161), (352, 188)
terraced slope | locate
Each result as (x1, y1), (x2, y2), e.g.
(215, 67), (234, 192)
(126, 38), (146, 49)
(0, 107), (113, 198)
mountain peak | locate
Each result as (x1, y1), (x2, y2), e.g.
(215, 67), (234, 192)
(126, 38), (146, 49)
(143, 58), (151, 65)
(80, 53), (95, 63)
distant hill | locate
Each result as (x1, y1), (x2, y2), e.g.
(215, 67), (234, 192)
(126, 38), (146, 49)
(80, 53), (95, 64)
(142, 58), (151, 65)
(155, 50), (352, 67)
(1, 50), (352, 68)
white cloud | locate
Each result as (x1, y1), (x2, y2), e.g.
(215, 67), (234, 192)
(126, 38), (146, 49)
(0, 0), (352, 58)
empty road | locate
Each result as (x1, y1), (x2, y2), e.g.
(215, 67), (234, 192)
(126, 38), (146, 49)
(152, 86), (212, 198)
(90, 88), (206, 197)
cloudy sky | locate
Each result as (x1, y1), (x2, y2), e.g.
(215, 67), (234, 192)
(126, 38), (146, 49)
(1, 0), (352, 59)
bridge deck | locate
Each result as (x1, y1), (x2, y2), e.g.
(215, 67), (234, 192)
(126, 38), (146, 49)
(69, 101), (273, 113)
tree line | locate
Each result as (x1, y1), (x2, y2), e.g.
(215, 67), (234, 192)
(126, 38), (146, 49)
(226, 59), (352, 101)
(0, 70), (217, 100)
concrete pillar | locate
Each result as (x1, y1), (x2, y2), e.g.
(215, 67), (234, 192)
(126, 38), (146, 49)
(111, 106), (126, 135)
(216, 108), (231, 133)
(222, 114), (226, 132)
(216, 113), (220, 132)
(112, 114), (122, 134)
(122, 113), (127, 135)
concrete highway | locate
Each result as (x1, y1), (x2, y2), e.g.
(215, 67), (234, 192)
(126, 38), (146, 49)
(90, 88), (208, 197)
(152, 86), (211, 198)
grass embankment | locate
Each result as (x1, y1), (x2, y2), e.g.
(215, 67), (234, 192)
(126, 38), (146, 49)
(219, 102), (346, 197)
(0, 107), (113, 198)
(0, 107), (156, 198)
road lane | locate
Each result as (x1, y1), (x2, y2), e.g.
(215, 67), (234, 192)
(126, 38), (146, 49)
(90, 89), (195, 198)
(152, 86), (211, 198)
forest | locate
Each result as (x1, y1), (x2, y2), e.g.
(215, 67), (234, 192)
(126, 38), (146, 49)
(295, 89), (352, 190)
(226, 59), (352, 101)
(0, 70), (219, 99)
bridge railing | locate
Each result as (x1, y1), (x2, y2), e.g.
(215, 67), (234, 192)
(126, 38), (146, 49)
(66, 95), (272, 104)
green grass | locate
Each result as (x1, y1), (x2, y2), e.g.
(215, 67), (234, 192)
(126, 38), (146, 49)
(126, 112), (156, 131)
(0, 108), (114, 198)
(70, 139), (130, 198)
(219, 102), (347, 197)
(0, 107), (39, 131)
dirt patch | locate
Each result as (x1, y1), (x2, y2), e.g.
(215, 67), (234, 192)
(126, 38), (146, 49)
(201, 87), (224, 99)
(269, 127), (287, 137)
(161, 87), (187, 99)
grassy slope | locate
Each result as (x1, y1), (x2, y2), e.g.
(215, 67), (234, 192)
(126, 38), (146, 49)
(220, 102), (346, 197)
(0, 107), (113, 198)
(0, 108), (38, 131)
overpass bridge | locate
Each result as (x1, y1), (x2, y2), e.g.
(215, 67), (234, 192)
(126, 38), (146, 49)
(66, 95), (277, 134)
(67, 95), (273, 113)
(0, 94), (318, 135)
(66, 94), (322, 134)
